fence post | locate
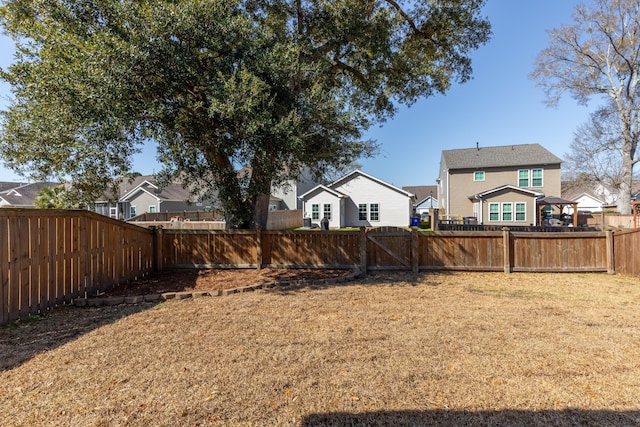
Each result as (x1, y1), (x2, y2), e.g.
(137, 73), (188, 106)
(502, 227), (512, 273)
(256, 227), (262, 270)
(606, 229), (615, 275)
(1, 214), (8, 325)
(152, 226), (164, 272)
(411, 228), (419, 273)
(360, 227), (367, 275)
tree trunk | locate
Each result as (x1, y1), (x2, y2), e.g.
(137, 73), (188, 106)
(617, 108), (636, 215)
(618, 150), (633, 215)
(253, 194), (270, 229)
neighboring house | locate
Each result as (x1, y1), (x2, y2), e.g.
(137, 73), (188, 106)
(561, 181), (606, 214)
(299, 170), (414, 228)
(403, 185), (438, 219)
(0, 182), (60, 208)
(93, 176), (219, 220)
(438, 143), (562, 226)
(270, 168), (320, 211)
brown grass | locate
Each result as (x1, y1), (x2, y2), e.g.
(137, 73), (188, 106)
(2, 271), (640, 426)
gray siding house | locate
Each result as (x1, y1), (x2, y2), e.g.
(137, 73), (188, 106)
(93, 176), (218, 220)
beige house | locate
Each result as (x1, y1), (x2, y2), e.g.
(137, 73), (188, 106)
(438, 144), (562, 226)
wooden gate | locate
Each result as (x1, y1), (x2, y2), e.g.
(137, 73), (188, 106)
(365, 227), (414, 271)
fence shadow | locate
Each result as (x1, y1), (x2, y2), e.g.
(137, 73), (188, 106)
(302, 409), (640, 426)
(0, 302), (159, 372)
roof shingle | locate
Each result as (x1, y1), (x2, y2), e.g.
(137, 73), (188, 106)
(442, 144), (562, 170)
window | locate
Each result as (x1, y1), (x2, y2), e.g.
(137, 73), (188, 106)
(473, 171), (485, 182)
(130, 206), (137, 218)
(323, 204), (332, 220)
(532, 169), (543, 187)
(370, 203), (380, 221)
(109, 207), (118, 219)
(518, 168), (544, 187)
(358, 204), (368, 221)
(311, 204), (319, 220)
(502, 203), (513, 221)
(518, 169), (529, 187)
(489, 203), (499, 221)
(149, 205), (156, 213)
(515, 203), (526, 221)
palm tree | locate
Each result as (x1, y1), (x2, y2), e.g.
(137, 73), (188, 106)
(34, 185), (71, 209)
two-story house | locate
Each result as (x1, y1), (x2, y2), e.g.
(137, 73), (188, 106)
(437, 144), (562, 226)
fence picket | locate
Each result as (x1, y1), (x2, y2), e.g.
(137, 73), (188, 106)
(0, 215), (8, 324)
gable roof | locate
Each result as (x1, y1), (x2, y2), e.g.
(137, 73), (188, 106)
(97, 175), (204, 203)
(442, 143), (562, 170)
(330, 170), (414, 198)
(403, 185), (437, 203)
(0, 182), (26, 193)
(298, 184), (348, 200)
(469, 184), (544, 200)
(0, 182), (61, 207)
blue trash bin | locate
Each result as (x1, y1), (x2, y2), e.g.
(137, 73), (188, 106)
(410, 216), (420, 227)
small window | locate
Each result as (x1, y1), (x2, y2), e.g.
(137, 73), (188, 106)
(489, 203), (499, 221)
(149, 205), (156, 213)
(311, 204), (319, 220)
(323, 204), (332, 220)
(532, 169), (543, 187)
(109, 207), (118, 219)
(358, 204), (367, 221)
(130, 206), (137, 218)
(473, 171), (485, 182)
(518, 169), (529, 187)
(370, 203), (380, 221)
(516, 203), (526, 221)
(502, 203), (513, 221)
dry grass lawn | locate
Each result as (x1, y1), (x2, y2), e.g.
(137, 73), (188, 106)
(2, 271), (640, 426)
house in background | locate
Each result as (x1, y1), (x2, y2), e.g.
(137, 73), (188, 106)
(0, 182), (60, 208)
(270, 168), (319, 211)
(93, 175), (219, 220)
(561, 181), (606, 214)
(299, 170), (414, 228)
(403, 185), (438, 219)
(438, 143), (562, 226)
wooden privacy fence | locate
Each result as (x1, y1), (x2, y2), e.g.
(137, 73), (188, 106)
(1, 209), (154, 324)
(158, 227), (617, 275)
(4, 209), (639, 325)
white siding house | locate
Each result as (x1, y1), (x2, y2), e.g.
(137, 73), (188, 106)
(563, 192), (604, 214)
(299, 170), (414, 228)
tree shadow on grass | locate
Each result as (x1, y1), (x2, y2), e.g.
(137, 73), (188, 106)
(0, 302), (159, 372)
(302, 409), (640, 426)
(272, 269), (457, 296)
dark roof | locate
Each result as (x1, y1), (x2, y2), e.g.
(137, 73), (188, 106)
(0, 182), (26, 192)
(0, 182), (60, 206)
(402, 185), (437, 202)
(442, 143), (562, 170)
(537, 196), (576, 206)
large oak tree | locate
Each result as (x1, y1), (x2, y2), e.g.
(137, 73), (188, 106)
(531, 0), (640, 214)
(0, 0), (491, 227)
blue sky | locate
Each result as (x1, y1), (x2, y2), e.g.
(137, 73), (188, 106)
(0, 0), (594, 186)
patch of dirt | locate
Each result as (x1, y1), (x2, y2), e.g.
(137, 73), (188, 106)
(101, 268), (353, 297)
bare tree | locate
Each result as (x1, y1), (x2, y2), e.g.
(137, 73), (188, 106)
(565, 103), (628, 204)
(531, 0), (640, 214)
